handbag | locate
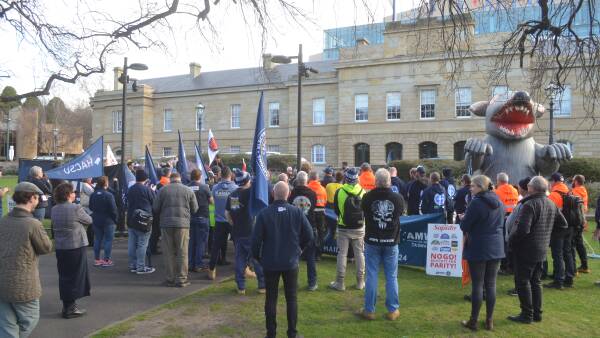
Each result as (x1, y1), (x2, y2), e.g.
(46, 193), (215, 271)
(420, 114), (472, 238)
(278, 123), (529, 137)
(129, 209), (153, 232)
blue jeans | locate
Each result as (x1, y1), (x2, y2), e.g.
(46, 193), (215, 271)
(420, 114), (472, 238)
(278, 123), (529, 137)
(93, 223), (116, 260)
(234, 237), (265, 290)
(0, 299), (40, 338)
(304, 233), (317, 287)
(32, 208), (45, 221)
(364, 243), (399, 313)
(188, 217), (209, 269)
(128, 228), (151, 270)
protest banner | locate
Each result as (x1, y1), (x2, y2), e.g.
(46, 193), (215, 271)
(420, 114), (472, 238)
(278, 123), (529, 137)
(426, 223), (463, 277)
(45, 137), (104, 180)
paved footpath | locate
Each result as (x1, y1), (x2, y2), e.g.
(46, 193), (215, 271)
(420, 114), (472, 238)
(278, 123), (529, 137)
(31, 238), (234, 338)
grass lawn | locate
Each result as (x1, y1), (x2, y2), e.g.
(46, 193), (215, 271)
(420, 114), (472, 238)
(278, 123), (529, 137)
(94, 226), (600, 338)
(0, 175), (18, 216)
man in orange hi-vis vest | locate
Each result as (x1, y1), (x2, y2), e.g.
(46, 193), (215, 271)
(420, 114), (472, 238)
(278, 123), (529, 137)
(308, 171), (328, 260)
(358, 163), (376, 191)
(494, 172), (519, 274)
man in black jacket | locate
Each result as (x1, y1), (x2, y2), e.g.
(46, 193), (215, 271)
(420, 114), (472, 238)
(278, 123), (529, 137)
(252, 182), (313, 338)
(406, 166), (428, 215)
(454, 175), (472, 223)
(126, 170), (156, 274)
(508, 176), (568, 324)
(420, 172), (451, 216)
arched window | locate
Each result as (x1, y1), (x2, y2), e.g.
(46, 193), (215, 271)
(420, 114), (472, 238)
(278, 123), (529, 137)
(311, 144), (326, 164)
(557, 139), (574, 154)
(354, 143), (370, 167)
(419, 141), (438, 159)
(385, 142), (403, 162)
(454, 141), (467, 161)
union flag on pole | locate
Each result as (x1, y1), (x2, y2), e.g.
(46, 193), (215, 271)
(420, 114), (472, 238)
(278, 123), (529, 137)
(207, 129), (219, 165)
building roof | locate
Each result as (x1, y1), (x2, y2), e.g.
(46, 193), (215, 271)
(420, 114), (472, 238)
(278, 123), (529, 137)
(139, 60), (336, 93)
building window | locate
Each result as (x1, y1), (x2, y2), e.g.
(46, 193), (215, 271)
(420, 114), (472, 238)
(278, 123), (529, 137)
(196, 104), (205, 131)
(454, 141), (467, 161)
(557, 139), (574, 154)
(385, 142), (403, 162)
(267, 145), (280, 153)
(311, 144), (326, 164)
(419, 141), (438, 159)
(355, 94), (369, 122)
(231, 104), (241, 129)
(492, 85), (509, 99)
(269, 102), (280, 127)
(163, 147), (173, 157)
(554, 85), (571, 117)
(420, 90), (436, 119)
(163, 109), (173, 132)
(386, 92), (401, 120)
(354, 143), (370, 166)
(112, 111), (122, 133)
(230, 145), (240, 153)
(455, 88), (472, 117)
(313, 98), (325, 125)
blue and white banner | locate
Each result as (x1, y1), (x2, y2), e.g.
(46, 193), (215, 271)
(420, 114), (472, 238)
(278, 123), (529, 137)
(46, 137), (104, 180)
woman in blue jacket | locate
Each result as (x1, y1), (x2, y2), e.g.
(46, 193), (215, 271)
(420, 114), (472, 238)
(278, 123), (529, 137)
(89, 176), (118, 267)
(459, 175), (505, 331)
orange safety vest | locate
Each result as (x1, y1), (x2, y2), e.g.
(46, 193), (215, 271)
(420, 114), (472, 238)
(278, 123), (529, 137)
(572, 186), (589, 212)
(159, 176), (170, 187)
(359, 171), (376, 191)
(495, 184), (519, 213)
(548, 182), (570, 209)
(307, 180), (327, 207)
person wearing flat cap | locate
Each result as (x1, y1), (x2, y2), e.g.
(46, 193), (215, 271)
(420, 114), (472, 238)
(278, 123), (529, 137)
(0, 182), (52, 337)
(226, 169), (265, 294)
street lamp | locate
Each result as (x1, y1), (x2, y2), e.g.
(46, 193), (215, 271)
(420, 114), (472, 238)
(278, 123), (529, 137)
(544, 82), (562, 144)
(196, 103), (205, 145)
(271, 44), (319, 171)
(119, 57), (148, 165)
(52, 128), (59, 160)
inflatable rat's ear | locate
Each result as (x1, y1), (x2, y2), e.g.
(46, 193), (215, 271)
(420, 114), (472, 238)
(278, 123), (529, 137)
(534, 103), (545, 118)
(468, 101), (488, 117)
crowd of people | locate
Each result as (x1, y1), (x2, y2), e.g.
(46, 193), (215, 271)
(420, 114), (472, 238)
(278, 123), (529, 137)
(0, 160), (599, 338)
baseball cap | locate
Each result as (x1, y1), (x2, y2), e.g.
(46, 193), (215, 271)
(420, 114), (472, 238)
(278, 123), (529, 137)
(135, 169), (148, 182)
(344, 167), (359, 184)
(14, 182), (43, 194)
(323, 166), (334, 175)
(549, 172), (564, 182)
(518, 177), (531, 191)
(416, 165), (426, 174)
(234, 169), (251, 186)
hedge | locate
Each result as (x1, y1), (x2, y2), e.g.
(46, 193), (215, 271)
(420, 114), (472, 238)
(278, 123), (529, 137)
(558, 158), (600, 183)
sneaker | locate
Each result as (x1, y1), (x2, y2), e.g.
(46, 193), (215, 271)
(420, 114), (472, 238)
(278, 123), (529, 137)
(577, 267), (591, 274)
(356, 281), (365, 290)
(176, 281), (191, 288)
(543, 282), (564, 290)
(237, 288), (246, 295)
(386, 309), (400, 321)
(93, 259), (104, 267)
(62, 304), (87, 319)
(101, 259), (114, 267)
(207, 269), (216, 280)
(136, 267), (156, 275)
(257, 288), (266, 294)
(308, 284), (318, 291)
(328, 281), (345, 291)
(355, 309), (375, 320)
(595, 280), (600, 287)
(129, 267), (137, 273)
(507, 288), (518, 296)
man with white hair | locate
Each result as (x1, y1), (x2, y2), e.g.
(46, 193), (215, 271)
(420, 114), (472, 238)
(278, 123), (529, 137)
(358, 168), (404, 321)
(508, 176), (568, 324)
(252, 181), (313, 338)
(26, 166), (53, 221)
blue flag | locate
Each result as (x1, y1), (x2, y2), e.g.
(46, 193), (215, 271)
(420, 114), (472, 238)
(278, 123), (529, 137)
(46, 137), (104, 180)
(176, 130), (190, 183)
(249, 92), (269, 217)
(145, 146), (159, 185)
(194, 142), (208, 184)
(120, 162), (136, 208)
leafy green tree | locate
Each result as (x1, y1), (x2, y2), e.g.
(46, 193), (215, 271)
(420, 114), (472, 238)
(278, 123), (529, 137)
(0, 86), (21, 118)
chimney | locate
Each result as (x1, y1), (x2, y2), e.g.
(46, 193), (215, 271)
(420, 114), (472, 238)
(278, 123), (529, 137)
(356, 37), (370, 46)
(189, 62), (202, 77)
(113, 67), (123, 91)
(262, 53), (274, 70)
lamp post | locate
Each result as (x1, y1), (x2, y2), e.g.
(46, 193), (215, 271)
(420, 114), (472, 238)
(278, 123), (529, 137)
(271, 44), (319, 171)
(52, 128), (59, 160)
(119, 57), (148, 164)
(196, 103), (205, 145)
(544, 82), (562, 145)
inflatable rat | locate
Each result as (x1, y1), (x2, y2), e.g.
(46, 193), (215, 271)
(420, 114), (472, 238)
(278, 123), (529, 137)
(464, 91), (572, 184)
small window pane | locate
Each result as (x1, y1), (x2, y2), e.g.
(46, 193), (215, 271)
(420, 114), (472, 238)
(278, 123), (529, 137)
(313, 98), (325, 125)
(267, 145), (280, 153)
(492, 85), (509, 100)
(455, 88), (471, 117)
(420, 90), (436, 119)
(269, 102), (280, 127)
(419, 142), (438, 159)
(386, 92), (401, 120)
(355, 94), (369, 121)
(385, 142), (403, 162)
(230, 145), (240, 153)
(163, 147), (173, 157)
(164, 109), (173, 132)
(231, 104), (240, 128)
(312, 144), (326, 164)
(454, 141), (467, 161)
(354, 143), (370, 166)
(555, 85), (571, 117)
(112, 111), (122, 133)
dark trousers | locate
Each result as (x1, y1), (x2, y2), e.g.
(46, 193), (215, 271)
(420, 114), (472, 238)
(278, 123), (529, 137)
(571, 228), (588, 269)
(514, 258), (543, 320)
(209, 221), (232, 270)
(468, 259), (500, 321)
(264, 268), (298, 338)
(314, 209), (326, 257)
(550, 228), (575, 285)
(149, 211), (161, 253)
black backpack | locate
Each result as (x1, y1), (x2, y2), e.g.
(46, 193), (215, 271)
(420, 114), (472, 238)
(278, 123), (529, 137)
(338, 187), (364, 227)
(561, 193), (585, 230)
